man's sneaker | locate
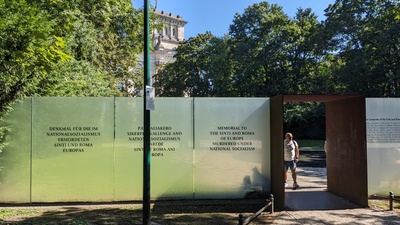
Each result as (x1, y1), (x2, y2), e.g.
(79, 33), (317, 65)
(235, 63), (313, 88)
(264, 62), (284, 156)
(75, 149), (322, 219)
(285, 182), (289, 187)
(292, 182), (299, 190)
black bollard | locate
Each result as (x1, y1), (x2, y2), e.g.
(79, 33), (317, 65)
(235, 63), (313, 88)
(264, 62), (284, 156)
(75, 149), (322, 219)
(389, 192), (394, 211)
(238, 213), (244, 225)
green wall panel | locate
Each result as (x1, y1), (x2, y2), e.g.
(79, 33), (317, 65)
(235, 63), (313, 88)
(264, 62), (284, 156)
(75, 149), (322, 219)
(31, 97), (115, 202)
(114, 98), (143, 200)
(0, 97), (272, 203)
(149, 98), (193, 199)
(114, 98), (193, 200)
(193, 98), (270, 199)
(0, 99), (32, 203)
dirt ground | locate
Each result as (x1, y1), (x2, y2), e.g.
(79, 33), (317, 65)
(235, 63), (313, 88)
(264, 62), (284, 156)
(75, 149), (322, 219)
(0, 199), (273, 225)
(2, 198), (398, 225)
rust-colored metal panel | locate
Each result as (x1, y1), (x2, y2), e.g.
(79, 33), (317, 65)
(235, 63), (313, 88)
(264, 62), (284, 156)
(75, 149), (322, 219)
(270, 95), (284, 210)
(284, 94), (362, 102)
(326, 96), (368, 207)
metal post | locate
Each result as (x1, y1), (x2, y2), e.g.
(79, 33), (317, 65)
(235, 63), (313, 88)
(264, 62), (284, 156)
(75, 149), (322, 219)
(269, 194), (274, 214)
(143, 0), (151, 224)
(389, 192), (394, 211)
(238, 213), (244, 225)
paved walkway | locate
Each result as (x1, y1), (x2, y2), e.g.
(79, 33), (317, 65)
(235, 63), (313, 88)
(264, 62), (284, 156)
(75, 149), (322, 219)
(265, 167), (400, 224)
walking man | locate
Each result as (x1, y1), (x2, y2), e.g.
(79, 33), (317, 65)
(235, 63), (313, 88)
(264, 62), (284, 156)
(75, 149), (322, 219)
(284, 132), (300, 189)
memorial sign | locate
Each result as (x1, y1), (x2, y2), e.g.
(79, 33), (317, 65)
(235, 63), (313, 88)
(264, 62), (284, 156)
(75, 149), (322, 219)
(114, 98), (193, 200)
(31, 97), (115, 202)
(366, 98), (400, 196)
(194, 98), (270, 198)
(0, 97), (271, 203)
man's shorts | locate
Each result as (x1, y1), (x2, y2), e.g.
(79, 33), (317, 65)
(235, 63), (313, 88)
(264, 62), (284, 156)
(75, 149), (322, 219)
(284, 160), (296, 170)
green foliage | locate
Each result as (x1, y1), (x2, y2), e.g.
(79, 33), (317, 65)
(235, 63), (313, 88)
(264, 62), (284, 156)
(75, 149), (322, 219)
(0, 0), (144, 108)
(34, 0), (144, 95)
(284, 102), (326, 139)
(0, 0), (65, 111)
(0, 115), (10, 157)
(153, 0), (399, 136)
(228, 2), (325, 96)
(229, 2), (288, 96)
(324, 0), (400, 96)
(154, 0), (399, 99)
(0, 0), (144, 161)
(155, 2), (327, 98)
(0, 208), (42, 220)
(37, 60), (118, 97)
(153, 32), (233, 97)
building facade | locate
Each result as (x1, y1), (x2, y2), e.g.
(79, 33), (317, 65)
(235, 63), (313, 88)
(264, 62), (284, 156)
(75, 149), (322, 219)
(137, 9), (187, 77)
(124, 9), (187, 95)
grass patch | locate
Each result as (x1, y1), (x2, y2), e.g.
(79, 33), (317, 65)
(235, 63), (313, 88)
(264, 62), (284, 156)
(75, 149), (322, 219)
(0, 200), (268, 224)
(296, 139), (325, 151)
(369, 198), (400, 214)
(1, 199), (399, 224)
(0, 208), (42, 220)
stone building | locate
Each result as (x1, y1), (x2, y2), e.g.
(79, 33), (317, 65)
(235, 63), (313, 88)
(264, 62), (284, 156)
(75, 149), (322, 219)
(137, 9), (187, 77)
(150, 9), (187, 75)
(152, 9), (187, 55)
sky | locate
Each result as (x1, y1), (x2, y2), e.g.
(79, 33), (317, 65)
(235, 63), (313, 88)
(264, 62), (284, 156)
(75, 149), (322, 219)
(133, 0), (336, 39)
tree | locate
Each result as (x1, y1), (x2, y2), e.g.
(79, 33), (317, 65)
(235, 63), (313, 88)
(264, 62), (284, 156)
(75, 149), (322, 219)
(0, 0), (71, 112)
(284, 102), (326, 139)
(228, 2), (325, 96)
(1, 0), (150, 103)
(153, 32), (233, 97)
(324, 0), (400, 96)
(0, 0), (68, 155)
(0, 0), (145, 155)
(34, 0), (145, 96)
(155, 1), (330, 98)
(228, 2), (285, 96)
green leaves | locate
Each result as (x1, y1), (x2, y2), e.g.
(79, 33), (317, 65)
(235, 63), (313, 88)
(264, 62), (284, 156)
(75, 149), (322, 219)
(153, 32), (233, 97)
(154, 2), (328, 97)
(229, 2), (324, 96)
(1, 0), (56, 109)
(154, 0), (399, 99)
(324, 0), (400, 96)
(48, 36), (72, 62)
(0, 0), (144, 105)
(0, 0), (145, 162)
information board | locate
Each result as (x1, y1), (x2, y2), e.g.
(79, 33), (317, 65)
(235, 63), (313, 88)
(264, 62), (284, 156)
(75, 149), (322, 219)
(366, 98), (400, 196)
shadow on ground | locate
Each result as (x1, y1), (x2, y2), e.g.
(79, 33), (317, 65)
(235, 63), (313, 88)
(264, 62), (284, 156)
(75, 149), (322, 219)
(0, 199), (270, 225)
(297, 151), (326, 167)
